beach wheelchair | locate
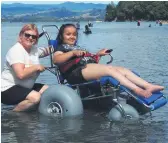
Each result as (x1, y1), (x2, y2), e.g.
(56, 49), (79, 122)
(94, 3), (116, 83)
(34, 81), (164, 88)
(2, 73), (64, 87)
(38, 25), (167, 121)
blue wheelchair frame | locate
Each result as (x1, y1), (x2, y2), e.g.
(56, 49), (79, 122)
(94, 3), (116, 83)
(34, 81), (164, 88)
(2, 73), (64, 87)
(41, 25), (167, 117)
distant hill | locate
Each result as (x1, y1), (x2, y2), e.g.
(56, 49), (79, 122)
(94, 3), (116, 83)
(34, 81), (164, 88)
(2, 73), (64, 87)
(1, 2), (107, 22)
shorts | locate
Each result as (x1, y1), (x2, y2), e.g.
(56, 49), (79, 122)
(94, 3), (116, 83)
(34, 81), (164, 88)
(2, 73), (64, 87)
(66, 67), (87, 84)
(1, 83), (44, 105)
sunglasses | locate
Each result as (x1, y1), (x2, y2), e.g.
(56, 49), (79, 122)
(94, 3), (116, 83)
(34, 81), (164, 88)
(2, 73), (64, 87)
(24, 33), (38, 40)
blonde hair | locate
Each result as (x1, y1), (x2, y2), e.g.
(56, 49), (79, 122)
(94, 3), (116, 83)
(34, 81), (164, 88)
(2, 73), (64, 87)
(18, 24), (39, 44)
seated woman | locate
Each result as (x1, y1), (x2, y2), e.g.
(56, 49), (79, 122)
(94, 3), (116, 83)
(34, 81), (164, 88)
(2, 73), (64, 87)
(53, 24), (164, 98)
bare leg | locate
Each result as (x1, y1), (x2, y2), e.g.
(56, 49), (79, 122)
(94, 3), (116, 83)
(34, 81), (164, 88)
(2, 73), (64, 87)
(113, 66), (164, 92)
(82, 64), (163, 97)
(13, 100), (37, 112)
(38, 85), (48, 94)
(13, 90), (41, 111)
(13, 85), (48, 112)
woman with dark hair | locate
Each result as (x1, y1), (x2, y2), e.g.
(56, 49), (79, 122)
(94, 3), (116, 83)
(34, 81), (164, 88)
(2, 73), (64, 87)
(1, 24), (52, 111)
(53, 24), (164, 98)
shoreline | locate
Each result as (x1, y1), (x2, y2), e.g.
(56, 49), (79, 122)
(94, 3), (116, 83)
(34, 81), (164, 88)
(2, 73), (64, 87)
(2, 20), (168, 24)
(160, 20), (168, 24)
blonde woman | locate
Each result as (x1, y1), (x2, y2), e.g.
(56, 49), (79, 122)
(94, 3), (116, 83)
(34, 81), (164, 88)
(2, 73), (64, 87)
(1, 24), (52, 111)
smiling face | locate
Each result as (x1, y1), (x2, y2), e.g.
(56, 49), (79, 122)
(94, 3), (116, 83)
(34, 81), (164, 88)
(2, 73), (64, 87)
(62, 26), (77, 46)
(18, 24), (39, 52)
(20, 30), (38, 50)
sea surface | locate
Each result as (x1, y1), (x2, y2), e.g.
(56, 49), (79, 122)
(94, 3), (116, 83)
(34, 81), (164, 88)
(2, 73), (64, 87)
(1, 21), (168, 143)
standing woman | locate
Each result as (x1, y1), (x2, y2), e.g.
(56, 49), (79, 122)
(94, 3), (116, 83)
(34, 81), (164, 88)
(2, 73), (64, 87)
(1, 24), (52, 112)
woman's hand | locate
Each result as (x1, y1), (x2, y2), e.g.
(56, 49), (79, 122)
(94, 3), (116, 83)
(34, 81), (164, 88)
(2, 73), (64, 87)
(12, 63), (45, 80)
(96, 48), (111, 56)
(72, 50), (87, 57)
(36, 64), (45, 72)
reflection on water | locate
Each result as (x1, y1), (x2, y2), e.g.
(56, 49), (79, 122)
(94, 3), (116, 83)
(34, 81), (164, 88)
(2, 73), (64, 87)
(1, 22), (168, 142)
(2, 110), (168, 143)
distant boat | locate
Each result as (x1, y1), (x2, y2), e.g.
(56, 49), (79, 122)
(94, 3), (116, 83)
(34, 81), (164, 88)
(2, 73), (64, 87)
(84, 25), (92, 34)
(83, 31), (92, 34)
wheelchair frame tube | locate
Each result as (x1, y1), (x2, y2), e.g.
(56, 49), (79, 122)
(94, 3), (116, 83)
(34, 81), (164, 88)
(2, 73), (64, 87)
(42, 25), (59, 68)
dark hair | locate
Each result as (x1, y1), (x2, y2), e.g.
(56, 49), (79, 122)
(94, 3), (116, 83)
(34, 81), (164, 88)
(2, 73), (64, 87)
(56, 23), (78, 45)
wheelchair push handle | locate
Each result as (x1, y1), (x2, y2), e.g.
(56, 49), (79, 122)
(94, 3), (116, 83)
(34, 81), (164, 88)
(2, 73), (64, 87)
(106, 49), (113, 64)
(42, 25), (59, 30)
(41, 25), (59, 41)
(39, 31), (46, 38)
(105, 49), (113, 53)
(106, 54), (113, 64)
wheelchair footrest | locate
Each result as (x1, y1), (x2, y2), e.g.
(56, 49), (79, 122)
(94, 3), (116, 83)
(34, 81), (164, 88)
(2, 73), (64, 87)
(100, 76), (167, 111)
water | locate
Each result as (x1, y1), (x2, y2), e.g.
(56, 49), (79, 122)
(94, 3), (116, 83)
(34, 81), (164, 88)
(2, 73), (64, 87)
(1, 21), (168, 143)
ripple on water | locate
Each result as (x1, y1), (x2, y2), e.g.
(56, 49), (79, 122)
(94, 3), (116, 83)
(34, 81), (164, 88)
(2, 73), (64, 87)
(1, 22), (168, 142)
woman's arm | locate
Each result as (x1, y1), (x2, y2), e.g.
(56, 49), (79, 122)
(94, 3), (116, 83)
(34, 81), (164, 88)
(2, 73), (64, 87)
(53, 50), (86, 64)
(53, 51), (74, 64)
(12, 63), (45, 79)
(38, 46), (54, 58)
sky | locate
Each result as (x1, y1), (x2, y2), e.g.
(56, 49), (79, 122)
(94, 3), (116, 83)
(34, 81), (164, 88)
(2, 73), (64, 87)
(2, 0), (118, 5)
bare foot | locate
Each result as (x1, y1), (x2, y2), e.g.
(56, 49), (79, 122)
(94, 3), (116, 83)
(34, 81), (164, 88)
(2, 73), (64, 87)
(146, 84), (164, 93)
(134, 88), (152, 98)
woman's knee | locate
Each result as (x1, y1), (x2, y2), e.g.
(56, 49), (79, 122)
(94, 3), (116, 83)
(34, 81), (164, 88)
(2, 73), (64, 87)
(39, 85), (48, 94)
(112, 66), (125, 71)
(107, 65), (119, 73)
(26, 91), (41, 104)
(112, 66), (128, 75)
(43, 85), (48, 89)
